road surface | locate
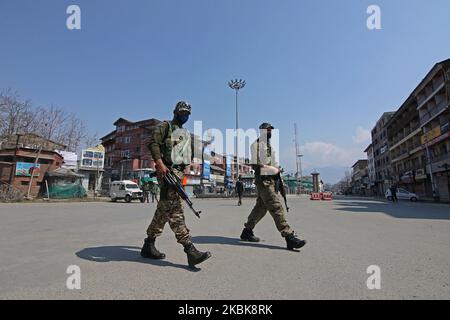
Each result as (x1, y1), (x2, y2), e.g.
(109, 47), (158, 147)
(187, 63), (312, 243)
(1, 196), (449, 299)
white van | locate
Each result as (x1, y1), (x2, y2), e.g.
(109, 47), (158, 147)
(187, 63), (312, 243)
(110, 180), (144, 203)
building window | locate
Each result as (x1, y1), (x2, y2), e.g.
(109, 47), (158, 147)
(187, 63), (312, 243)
(441, 144), (448, 155)
(21, 181), (29, 185)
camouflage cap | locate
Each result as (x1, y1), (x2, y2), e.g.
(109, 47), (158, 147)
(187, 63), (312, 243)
(259, 122), (274, 130)
(174, 101), (192, 114)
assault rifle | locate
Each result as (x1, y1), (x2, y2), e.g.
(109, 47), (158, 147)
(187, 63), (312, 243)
(164, 170), (202, 218)
(276, 172), (289, 213)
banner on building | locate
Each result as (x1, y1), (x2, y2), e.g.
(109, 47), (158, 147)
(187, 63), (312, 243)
(81, 145), (105, 169)
(421, 127), (441, 145)
(226, 155), (232, 177)
(15, 162), (41, 177)
(57, 150), (78, 169)
(203, 160), (211, 180)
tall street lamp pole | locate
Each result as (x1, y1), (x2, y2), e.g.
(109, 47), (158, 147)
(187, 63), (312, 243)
(228, 79), (246, 181)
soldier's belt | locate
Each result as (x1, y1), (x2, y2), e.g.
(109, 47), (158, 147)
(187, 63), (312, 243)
(259, 175), (277, 181)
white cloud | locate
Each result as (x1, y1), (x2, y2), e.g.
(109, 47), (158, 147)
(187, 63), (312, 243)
(280, 141), (366, 171)
(352, 126), (371, 144)
(301, 142), (362, 168)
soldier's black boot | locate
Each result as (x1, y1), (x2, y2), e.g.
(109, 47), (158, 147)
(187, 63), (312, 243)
(240, 228), (260, 242)
(285, 233), (307, 250)
(184, 243), (211, 268)
(140, 237), (166, 259)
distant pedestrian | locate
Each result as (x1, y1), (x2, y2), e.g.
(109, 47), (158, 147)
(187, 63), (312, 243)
(150, 182), (159, 203)
(319, 180), (324, 193)
(142, 182), (150, 203)
(390, 185), (398, 202)
(236, 176), (244, 206)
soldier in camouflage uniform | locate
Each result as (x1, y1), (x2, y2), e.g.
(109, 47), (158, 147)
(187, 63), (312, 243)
(141, 101), (211, 268)
(240, 123), (307, 251)
(142, 182), (150, 203)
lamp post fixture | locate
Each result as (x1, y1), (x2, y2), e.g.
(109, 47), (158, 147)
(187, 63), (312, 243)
(228, 78), (246, 181)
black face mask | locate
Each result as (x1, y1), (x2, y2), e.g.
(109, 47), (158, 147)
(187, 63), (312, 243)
(175, 114), (189, 125)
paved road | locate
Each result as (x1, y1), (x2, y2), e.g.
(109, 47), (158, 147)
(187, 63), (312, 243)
(1, 196), (449, 299)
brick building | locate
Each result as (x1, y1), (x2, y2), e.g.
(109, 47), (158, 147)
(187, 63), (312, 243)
(0, 134), (66, 197)
(100, 117), (253, 193)
(101, 118), (162, 181)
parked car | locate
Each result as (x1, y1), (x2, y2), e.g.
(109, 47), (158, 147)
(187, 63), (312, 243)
(110, 180), (144, 203)
(385, 188), (419, 202)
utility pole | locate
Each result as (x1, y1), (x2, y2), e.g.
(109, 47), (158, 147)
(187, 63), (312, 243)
(95, 156), (99, 200)
(426, 145), (439, 201)
(26, 145), (42, 200)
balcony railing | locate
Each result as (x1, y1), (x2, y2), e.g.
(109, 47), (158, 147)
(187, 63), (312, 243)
(441, 122), (450, 134)
(420, 100), (448, 124)
(409, 144), (423, 153)
(395, 167), (427, 181)
(391, 126), (420, 146)
(429, 153), (450, 164)
(417, 80), (446, 110)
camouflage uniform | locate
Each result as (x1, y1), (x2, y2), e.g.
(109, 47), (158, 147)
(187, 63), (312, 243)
(150, 183), (158, 203)
(142, 183), (150, 203)
(244, 134), (294, 237)
(146, 120), (192, 246)
(142, 102), (211, 267)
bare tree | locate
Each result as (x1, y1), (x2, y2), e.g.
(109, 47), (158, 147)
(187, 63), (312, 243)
(29, 104), (93, 152)
(82, 132), (100, 150)
(0, 89), (35, 136)
(33, 105), (70, 142)
(1, 89), (92, 153)
(62, 114), (86, 152)
(333, 169), (353, 193)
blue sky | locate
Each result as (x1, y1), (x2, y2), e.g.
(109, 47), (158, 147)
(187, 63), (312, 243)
(1, 0), (450, 183)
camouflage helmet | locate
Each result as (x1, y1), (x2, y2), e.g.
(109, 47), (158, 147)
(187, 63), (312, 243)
(259, 122), (274, 130)
(174, 101), (191, 114)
